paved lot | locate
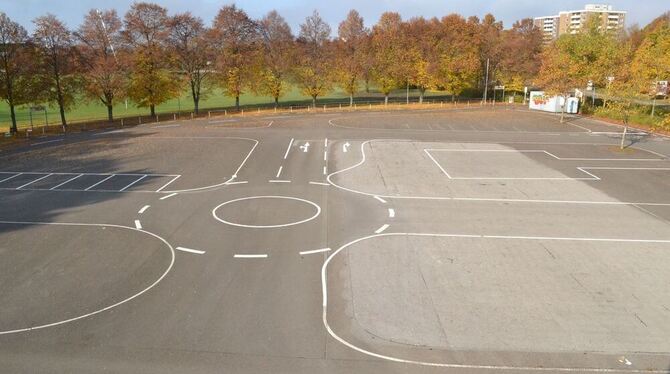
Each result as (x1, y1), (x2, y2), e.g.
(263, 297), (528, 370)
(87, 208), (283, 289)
(1, 107), (669, 373)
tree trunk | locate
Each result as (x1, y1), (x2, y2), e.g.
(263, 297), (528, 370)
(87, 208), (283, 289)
(194, 98), (199, 115)
(384, 95), (389, 105)
(419, 88), (425, 104)
(312, 95), (317, 108)
(349, 94), (353, 107)
(107, 105), (113, 122)
(191, 80), (199, 114)
(235, 96), (240, 110)
(560, 95), (566, 123)
(452, 93), (455, 102)
(274, 96), (279, 108)
(365, 78), (370, 93)
(9, 103), (17, 134)
(150, 104), (156, 117)
(620, 124), (628, 150)
(57, 99), (67, 128)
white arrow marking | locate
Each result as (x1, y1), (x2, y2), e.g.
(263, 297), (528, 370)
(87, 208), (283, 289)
(343, 142), (350, 152)
(300, 142), (310, 152)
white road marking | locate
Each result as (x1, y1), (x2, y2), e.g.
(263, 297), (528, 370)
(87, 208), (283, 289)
(119, 175), (148, 192)
(138, 205), (150, 214)
(49, 173), (83, 190)
(155, 175), (182, 192)
(84, 174), (115, 191)
(226, 181), (248, 185)
(276, 166), (283, 178)
(283, 138), (294, 159)
(375, 224), (389, 234)
(388, 208), (395, 218)
(234, 254), (268, 259)
(324, 150), (327, 161)
(0, 220), (174, 336)
(176, 246), (206, 255)
(300, 247), (331, 256)
(0, 173), (22, 183)
(309, 181), (329, 186)
(134, 220), (142, 229)
(373, 196), (387, 204)
(300, 142), (310, 153)
(323, 166), (327, 175)
(213, 196), (321, 229)
(327, 140), (670, 207)
(209, 119), (237, 124)
(321, 232), (670, 372)
(160, 192), (178, 200)
(269, 179), (291, 183)
(31, 138), (63, 146)
(324, 138), (328, 147)
(343, 142), (350, 152)
(16, 173), (53, 189)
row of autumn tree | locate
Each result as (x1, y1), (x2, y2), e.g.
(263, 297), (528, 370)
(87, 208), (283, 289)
(0, 3), (544, 133)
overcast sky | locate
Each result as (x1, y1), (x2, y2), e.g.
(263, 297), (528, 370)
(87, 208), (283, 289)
(2, 0), (668, 33)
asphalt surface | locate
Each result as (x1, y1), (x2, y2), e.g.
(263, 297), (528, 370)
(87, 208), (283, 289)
(1, 106), (670, 373)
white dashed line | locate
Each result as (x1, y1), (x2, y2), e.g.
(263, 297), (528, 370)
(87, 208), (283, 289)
(226, 181), (248, 185)
(309, 181), (329, 186)
(375, 224), (389, 234)
(160, 192), (178, 200)
(300, 248), (331, 256)
(134, 220), (142, 230)
(176, 246), (206, 255)
(269, 179), (291, 183)
(138, 205), (150, 214)
(323, 166), (327, 175)
(283, 138), (294, 159)
(276, 166), (283, 178)
(234, 254), (268, 259)
(374, 196), (387, 204)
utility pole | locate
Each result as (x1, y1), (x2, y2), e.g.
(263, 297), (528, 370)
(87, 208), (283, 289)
(483, 58), (490, 103)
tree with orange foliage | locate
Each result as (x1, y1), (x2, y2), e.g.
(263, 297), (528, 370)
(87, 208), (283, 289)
(334, 10), (368, 106)
(0, 12), (32, 133)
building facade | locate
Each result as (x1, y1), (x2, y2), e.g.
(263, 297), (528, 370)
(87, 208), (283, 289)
(533, 4), (626, 43)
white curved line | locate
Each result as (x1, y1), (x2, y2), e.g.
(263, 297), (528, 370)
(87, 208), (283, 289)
(326, 140), (670, 206)
(162, 137), (259, 194)
(321, 232), (670, 372)
(212, 195), (321, 228)
(0, 220), (175, 335)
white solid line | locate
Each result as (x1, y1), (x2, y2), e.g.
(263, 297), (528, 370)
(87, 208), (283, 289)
(375, 224), (389, 234)
(309, 181), (329, 186)
(138, 205), (150, 214)
(373, 196), (387, 204)
(49, 173), (83, 190)
(84, 174), (115, 191)
(300, 247), (332, 256)
(388, 208), (395, 218)
(119, 175), (147, 192)
(155, 175), (181, 192)
(16, 173), (53, 189)
(276, 165), (283, 178)
(234, 254), (268, 258)
(0, 220), (174, 336)
(320, 232), (670, 373)
(283, 138), (294, 159)
(151, 124), (180, 128)
(160, 192), (178, 200)
(176, 246), (206, 255)
(0, 173), (22, 183)
(31, 138), (63, 146)
(269, 179), (291, 183)
(424, 150), (453, 178)
(226, 181), (249, 185)
(134, 220), (142, 229)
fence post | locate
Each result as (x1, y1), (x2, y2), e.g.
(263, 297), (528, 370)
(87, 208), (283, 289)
(191, 112), (194, 120)
(241, 109), (244, 116)
(274, 107), (277, 113)
(208, 111), (211, 119)
(290, 106), (293, 113)
(121, 118), (124, 127)
(369, 103), (372, 110)
(224, 109), (227, 116)
(173, 113), (176, 121)
(139, 116), (142, 124)
(323, 104), (326, 112)
(258, 107), (260, 113)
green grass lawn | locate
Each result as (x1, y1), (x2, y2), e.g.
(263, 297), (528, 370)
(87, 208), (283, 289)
(0, 85), (453, 132)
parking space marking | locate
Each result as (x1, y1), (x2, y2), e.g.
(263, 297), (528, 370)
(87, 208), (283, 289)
(49, 174), (84, 190)
(283, 138), (294, 159)
(155, 175), (182, 192)
(374, 196), (387, 204)
(119, 175), (148, 192)
(160, 192), (178, 200)
(16, 173), (53, 189)
(84, 175), (116, 191)
(276, 166), (283, 178)
(0, 173), (22, 183)
(269, 179), (291, 183)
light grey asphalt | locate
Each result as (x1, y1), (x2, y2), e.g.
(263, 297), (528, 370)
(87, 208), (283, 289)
(1, 106), (669, 373)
